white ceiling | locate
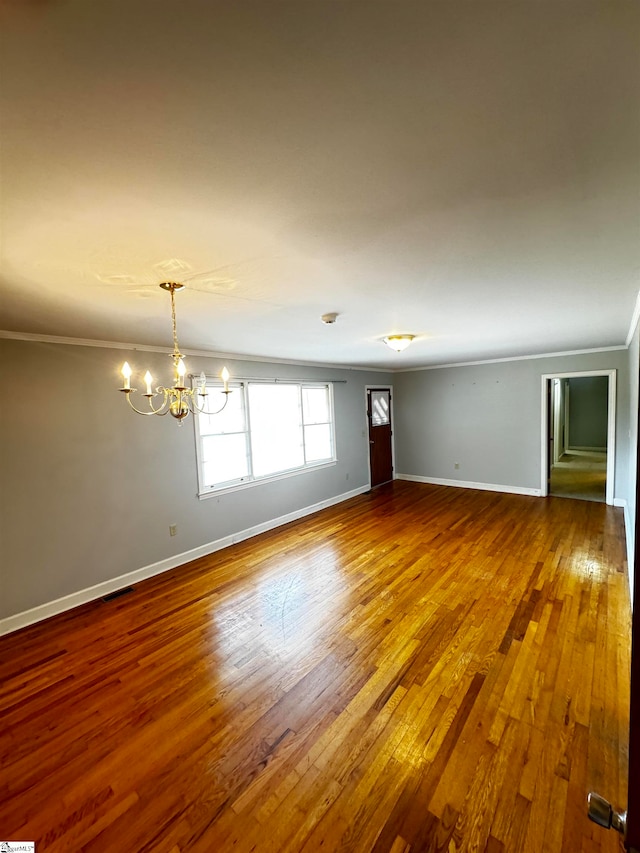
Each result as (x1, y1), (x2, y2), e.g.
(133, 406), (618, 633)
(1, 1), (639, 370)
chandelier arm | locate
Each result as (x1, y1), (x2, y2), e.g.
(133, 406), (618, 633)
(124, 390), (171, 416)
(191, 391), (231, 416)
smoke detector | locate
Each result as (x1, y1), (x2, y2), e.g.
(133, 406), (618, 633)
(321, 312), (339, 324)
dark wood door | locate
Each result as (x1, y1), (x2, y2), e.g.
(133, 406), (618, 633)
(627, 360), (640, 851)
(589, 361), (639, 851)
(367, 388), (393, 487)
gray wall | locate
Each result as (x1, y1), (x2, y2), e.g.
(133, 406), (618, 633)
(567, 376), (609, 450)
(0, 339), (391, 620)
(393, 349), (630, 499)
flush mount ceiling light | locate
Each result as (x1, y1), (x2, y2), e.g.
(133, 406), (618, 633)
(383, 334), (415, 352)
(119, 282), (231, 425)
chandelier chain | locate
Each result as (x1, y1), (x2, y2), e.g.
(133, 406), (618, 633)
(170, 286), (181, 358)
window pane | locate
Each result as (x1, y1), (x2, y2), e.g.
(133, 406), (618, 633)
(371, 390), (390, 426)
(302, 386), (330, 425)
(202, 434), (249, 486)
(304, 424), (332, 462)
(249, 384), (304, 477)
(199, 386), (245, 435)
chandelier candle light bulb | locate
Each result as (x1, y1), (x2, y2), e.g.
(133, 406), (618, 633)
(118, 282), (231, 424)
(121, 361), (132, 390)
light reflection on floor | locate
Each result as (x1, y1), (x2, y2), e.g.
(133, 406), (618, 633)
(568, 549), (605, 580)
(212, 543), (344, 666)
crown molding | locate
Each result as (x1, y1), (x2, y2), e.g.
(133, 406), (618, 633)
(395, 345), (627, 373)
(0, 329), (628, 374)
(0, 330), (393, 375)
(626, 289), (640, 347)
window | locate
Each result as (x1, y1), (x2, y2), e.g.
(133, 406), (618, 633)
(194, 380), (335, 495)
(370, 389), (390, 426)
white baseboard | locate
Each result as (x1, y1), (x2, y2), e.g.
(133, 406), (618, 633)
(614, 498), (635, 606)
(396, 473), (542, 497)
(0, 484), (370, 638)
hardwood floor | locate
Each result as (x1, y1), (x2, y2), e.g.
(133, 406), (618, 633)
(0, 482), (631, 852)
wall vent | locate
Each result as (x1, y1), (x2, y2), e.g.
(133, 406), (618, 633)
(102, 586), (135, 602)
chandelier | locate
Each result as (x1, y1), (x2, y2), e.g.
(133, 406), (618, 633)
(119, 282), (231, 424)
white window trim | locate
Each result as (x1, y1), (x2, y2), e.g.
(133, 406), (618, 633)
(197, 459), (338, 500)
(193, 378), (337, 499)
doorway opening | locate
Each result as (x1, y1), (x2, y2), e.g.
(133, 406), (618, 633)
(541, 370), (616, 504)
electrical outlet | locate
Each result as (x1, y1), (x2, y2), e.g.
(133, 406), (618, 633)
(169, 524), (177, 536)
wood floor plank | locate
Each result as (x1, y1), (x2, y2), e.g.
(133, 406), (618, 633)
(0, 482), (631, 852)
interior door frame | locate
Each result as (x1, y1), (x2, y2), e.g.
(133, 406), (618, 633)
(540, 369), (616, 505)
(552, 378), (562, 464)
(365, 384), (395, 489)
